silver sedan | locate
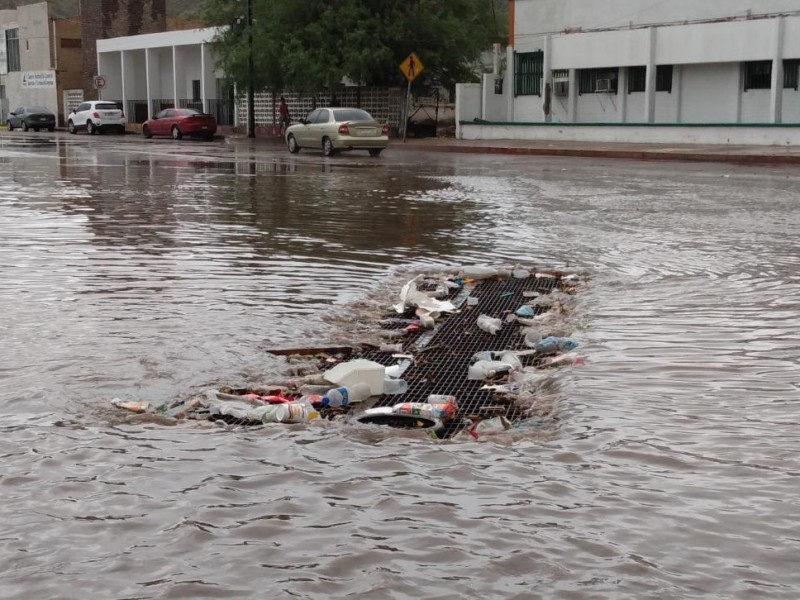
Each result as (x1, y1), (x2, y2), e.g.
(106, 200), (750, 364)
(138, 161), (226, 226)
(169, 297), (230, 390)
(285, 107), (389, 157)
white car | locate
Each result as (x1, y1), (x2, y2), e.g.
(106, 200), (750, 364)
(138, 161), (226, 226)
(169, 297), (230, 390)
(68, 101), (127, 135)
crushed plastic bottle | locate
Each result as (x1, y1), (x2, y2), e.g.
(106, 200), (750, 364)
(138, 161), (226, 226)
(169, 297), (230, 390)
(383, 377), (409, 395)
(467, 360), (517, 380)
(515, 305), (536, 317)
(477, 314), (502, 335)
(319, 382), (372, 407)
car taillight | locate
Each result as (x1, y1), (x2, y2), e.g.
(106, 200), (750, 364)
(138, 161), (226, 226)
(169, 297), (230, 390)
(120, 111), (125, 118)
(381, 124), (389, 135)
(92, 112), (100, 118)
(338, 124), (350, 135)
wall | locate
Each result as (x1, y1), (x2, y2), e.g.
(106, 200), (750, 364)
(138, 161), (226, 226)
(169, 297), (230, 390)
(455, 83), (481, 138)
(174, 45), (201, 101)
(679, 63), (740, 123)
(460, 122), (800, 146)
(784, 89), (800, 123)
(515, 0), (800, 38)
(481, 72), (507, 121)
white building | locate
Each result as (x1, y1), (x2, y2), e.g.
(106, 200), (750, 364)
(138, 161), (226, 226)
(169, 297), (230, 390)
(457, 0), (800, 145)
(96, 27), (234, 125)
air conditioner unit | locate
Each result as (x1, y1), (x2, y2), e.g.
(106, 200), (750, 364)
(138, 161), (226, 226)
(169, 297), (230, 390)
(554, 81), (569, 96)
(595, 79), (612, 93)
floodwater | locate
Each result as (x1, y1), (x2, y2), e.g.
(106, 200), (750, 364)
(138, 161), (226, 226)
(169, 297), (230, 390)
(1, 133), (799, 599)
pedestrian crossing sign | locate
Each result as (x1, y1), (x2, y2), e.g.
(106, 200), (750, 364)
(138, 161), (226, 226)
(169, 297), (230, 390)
(399, 52), (423, 82)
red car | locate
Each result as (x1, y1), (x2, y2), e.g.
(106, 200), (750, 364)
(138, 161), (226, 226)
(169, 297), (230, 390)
(142, 108), (217, 140)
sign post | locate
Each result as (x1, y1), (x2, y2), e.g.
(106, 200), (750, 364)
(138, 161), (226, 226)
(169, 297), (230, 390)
(398, 52), (424, 142)
(93, 75), (106, 99)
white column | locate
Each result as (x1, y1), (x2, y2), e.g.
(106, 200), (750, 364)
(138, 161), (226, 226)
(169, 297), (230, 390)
(506, 45), (515, 121)
(770, 17), (785, 124)
(619, 67), (628, 123)
(567, 68), (577, 122)
(200, 43), (206, 113)
(172, 46), (178, 107)
(120, 51), (126, 113)
(542, 35), (552, 122)
(675, 65), (683, 123)
(145, 48), (152, 119)
(644, 27), (657, 123)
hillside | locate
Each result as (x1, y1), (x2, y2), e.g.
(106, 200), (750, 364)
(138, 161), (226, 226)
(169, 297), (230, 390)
(0, 0), (209, 19)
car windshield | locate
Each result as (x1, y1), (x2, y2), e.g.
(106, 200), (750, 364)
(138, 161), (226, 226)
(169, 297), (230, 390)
(96, 103), (120, 110)
(333, 109), (373, 122)
(176, 109), (201, 116)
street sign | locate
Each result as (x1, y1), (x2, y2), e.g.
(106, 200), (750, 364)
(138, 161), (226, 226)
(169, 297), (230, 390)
(93, 75), (106, 90)
(399, 52), (423, 82)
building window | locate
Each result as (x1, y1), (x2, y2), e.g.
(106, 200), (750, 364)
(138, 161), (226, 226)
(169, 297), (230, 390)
(743, 61), (771, 91)
(627, 65), (673, 93)
(578, 67), (618, 95)
(60, 38), (82, 49)
(514, 51), (543, 96)
(628, 66), (646, 93)
(6, 28), (20, 72)
(784, 59), (800, 90)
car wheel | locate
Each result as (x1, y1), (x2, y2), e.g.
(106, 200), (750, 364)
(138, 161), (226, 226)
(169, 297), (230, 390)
(287, 134), (300, 154)
(322, 137), (335, 157)
(368, 149), (383, 157)
(118, 125), (126, 135)
(48, 127), (54, 132)
(68, 120), (76, 134)
(87, 121), (97, 135)
(171, 125), (182, 140)
(22, 122), (29, 132)
(142, 125), (152, 139)
(7, 122), (12, 131)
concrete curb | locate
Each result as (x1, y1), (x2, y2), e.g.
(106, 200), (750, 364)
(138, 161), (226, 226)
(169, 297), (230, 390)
(390, 141), (800, 166)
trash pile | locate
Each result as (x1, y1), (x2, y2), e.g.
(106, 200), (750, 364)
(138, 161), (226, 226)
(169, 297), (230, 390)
(111, 265), (586, 439)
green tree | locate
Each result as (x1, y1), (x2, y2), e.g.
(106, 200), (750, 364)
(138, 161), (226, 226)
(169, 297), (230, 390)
(204, 0), (504, 95)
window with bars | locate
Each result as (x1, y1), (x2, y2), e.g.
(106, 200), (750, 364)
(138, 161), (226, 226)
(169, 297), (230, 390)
(784, 59), (800, 90)
(743, 61), (771, 91)
(514, 51), (543, 96)
(578, 68), (618, 94)
(627, 65), (673, 93)
(6, 28), (20, 72)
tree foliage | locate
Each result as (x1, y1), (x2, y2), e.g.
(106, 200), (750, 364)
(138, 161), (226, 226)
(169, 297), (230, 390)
(204, 0), (505, 95)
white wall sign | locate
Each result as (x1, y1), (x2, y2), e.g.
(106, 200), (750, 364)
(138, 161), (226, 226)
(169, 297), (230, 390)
(0, 30), (7, 76)
(21, 70), (56, 88)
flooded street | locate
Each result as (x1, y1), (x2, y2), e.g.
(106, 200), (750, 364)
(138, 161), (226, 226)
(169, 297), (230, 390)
(1, 132), (799, 599)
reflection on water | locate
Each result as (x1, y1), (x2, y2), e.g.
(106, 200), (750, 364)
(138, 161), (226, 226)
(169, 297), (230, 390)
(1, 134), (799, 599)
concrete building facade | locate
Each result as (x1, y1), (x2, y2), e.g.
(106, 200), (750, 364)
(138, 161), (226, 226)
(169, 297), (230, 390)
(457, 0), (800, 145)
(0, 2), (83, 125)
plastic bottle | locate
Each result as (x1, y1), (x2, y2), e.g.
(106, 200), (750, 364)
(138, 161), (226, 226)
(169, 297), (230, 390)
(379, 343), (403, 353)
(383, 377), (408, 395)
(477, 314), (502, 335)
(534, 336), (580, 355)
(319, 382), (372, 407)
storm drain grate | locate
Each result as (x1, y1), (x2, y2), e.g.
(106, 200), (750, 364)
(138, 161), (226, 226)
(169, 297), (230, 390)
(360, 275), (561, 437)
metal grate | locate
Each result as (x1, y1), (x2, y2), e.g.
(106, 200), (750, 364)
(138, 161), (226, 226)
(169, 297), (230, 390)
(360, 275), (561, 437)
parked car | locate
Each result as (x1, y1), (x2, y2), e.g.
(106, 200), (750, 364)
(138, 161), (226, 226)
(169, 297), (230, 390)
(142, 108), (217, 140)
(285, 107), (389, 156)
(7, 106), (56, 132)
(67, 101), (126, 135)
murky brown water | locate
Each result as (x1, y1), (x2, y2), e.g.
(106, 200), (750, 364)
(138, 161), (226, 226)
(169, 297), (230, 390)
(2, 133), (799, 599)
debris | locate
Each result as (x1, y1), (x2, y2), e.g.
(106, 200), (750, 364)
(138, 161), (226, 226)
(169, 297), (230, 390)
(111, 398), (151, 414)
(323, 359), (386, 395)
(477, 314), (502, 335)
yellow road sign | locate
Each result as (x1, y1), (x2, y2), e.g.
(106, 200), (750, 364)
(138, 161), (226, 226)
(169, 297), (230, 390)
(399, 52), (424, 82)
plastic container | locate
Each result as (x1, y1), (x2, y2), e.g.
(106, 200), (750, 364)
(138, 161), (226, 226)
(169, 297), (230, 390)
(319, 382), (372, 407)
(323, 359), (385, 395)
(533, 336), (580, 355)
(356, 406), (442, 430)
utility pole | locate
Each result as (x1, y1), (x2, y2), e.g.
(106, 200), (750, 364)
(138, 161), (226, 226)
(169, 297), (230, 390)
(245, 0), (255, 138)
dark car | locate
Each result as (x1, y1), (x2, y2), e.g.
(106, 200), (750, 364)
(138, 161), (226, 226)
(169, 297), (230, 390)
(7, 106), (56, 132)
(142, 108), (217, 140)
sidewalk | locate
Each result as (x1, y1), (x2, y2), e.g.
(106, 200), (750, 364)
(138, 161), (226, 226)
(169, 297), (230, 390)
(222, 131), (800, 166)
(389, 137), (800, 166)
